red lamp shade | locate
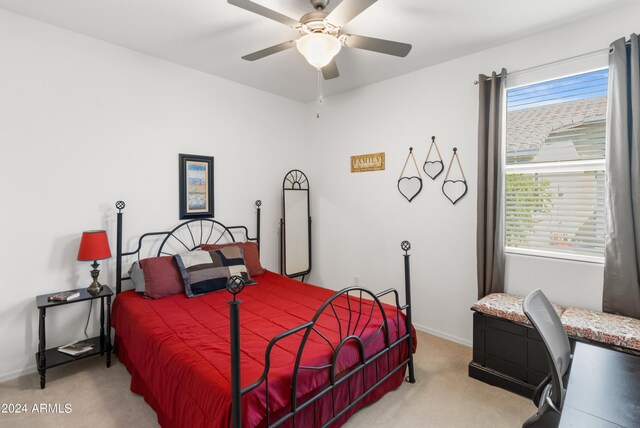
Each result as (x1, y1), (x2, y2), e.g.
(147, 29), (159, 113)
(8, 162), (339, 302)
(77, 230), (112, 261)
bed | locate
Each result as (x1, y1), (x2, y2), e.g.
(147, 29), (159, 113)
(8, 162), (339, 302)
(111, 200), (416, 428)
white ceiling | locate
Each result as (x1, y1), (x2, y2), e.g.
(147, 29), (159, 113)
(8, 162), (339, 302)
(0, 0), (633, 102)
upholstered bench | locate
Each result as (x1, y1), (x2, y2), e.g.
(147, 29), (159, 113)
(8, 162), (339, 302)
(561, 307), (640, 353)
(469, 293), (640, 398)
(469, 294), (556, 397)
(471, 293), (565, 325)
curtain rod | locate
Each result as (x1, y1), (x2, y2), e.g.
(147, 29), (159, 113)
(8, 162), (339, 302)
(473, 43), (624, 85)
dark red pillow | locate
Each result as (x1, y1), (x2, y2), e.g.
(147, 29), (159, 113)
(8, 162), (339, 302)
(200, 242), (266, 277)
(139, 256), (184, 299)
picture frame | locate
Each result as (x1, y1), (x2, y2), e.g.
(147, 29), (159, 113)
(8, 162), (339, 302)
(179, 154), (214, 219)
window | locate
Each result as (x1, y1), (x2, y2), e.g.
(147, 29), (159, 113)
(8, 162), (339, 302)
(505, 69), (608, 262)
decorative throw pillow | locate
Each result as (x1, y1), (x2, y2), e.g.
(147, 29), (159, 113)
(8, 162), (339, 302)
(201, 241), (266, 277)
(174, 247), (255, 298)
(128, 261), (145, 293)
(138, 256), (185, 299)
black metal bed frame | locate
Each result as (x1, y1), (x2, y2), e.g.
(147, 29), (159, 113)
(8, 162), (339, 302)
(114, 200), (261, 294)
(113, 200), (415, 428)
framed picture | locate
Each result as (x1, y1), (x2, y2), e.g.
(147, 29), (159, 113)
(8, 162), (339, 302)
(179, 154), (214, 219)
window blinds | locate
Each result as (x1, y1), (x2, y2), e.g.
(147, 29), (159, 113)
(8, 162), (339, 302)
(505, 69), (608, 260)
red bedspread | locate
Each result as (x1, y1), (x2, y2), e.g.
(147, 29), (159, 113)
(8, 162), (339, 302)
(112, 271), (415, 428)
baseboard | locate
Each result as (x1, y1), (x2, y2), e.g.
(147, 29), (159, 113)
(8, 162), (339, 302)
(0, 364), (37, 383)
(412, 322), (472, 348)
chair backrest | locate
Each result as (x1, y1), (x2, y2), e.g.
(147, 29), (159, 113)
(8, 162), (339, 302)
(523, 289), (571, 410)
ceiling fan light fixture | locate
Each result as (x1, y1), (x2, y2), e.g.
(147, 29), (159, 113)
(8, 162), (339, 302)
(296, 33), (342, 69)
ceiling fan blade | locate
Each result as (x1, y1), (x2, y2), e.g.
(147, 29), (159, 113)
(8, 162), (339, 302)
(241, 40), (296, 61)
(326, 0), (377, 27)
(322, 59), (339, 80)
(344, 34), (412, 57)
(228, 0), (300, 28)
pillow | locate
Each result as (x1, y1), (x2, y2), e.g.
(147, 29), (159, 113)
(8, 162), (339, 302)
(200, 241), (266, 277)
(128, 261), (145, 293)
(138, 256), (185, 299)
(174, 247), (256, 298)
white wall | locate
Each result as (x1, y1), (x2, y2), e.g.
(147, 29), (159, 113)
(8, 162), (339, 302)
(2, 1), (638, 382)
(0, 10), (307, 381)
(305, 2), (640, 345)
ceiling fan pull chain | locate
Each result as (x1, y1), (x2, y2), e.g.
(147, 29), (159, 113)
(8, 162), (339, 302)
(317, 67), (323, 118)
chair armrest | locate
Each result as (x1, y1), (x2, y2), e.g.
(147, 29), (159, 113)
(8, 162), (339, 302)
(532, 374), (551, 406)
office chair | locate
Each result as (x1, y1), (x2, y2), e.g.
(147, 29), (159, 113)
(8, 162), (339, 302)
(522, 289), (572, 428)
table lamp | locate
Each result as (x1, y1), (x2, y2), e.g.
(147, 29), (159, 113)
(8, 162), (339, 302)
(77, 230), (112, 295)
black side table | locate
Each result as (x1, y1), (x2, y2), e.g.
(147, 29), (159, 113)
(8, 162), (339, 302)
(35, 285), (113, 389)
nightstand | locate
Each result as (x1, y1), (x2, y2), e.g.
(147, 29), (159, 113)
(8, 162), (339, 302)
(35, 285), (113, 389)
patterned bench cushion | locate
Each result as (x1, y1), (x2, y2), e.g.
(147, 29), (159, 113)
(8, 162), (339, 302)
(561, 307), (640, 351)
(471, 293), (565, 325)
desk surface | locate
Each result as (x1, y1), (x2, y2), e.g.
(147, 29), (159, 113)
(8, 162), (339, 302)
(560, 342), (640, 428)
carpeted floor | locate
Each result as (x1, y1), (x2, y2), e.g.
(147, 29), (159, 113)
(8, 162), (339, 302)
(0, 331), (533, 427)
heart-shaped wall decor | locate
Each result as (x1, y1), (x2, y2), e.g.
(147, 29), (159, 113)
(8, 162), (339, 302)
(423, 160), (444, 180)
(398, 176), (423, 202)
(442, 180), (468, 205)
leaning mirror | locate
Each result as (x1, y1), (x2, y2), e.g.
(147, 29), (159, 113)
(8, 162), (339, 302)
(281, 170), (311, 279)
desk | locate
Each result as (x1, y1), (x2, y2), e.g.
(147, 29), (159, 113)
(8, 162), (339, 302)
(559, 342), (640, 427)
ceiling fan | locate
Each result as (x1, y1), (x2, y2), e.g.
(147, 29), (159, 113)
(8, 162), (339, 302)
(228, 0), (412, 80)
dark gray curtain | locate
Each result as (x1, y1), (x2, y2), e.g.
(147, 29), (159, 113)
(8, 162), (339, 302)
(604, 36), (640, 318)
(477, 69), (507, 299)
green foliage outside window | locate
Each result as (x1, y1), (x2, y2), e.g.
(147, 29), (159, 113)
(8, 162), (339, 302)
(505, 173), (553, 246)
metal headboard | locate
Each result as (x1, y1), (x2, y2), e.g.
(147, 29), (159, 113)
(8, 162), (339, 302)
(114, 199), (262, 294)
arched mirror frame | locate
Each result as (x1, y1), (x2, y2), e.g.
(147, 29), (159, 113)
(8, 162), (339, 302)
(280, 169), (311, 279)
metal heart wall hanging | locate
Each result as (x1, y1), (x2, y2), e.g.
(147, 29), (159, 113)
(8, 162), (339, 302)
(442, 180), (468, 204)
(398, 147), (423, 202)
(442, 147), (468, 205)
(398, 176), (423, 202)
(423, 136), (444, 180)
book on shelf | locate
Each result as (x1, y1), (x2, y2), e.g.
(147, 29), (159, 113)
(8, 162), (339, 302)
(48, 291), (80, 302)
(58, 340), (94, 356)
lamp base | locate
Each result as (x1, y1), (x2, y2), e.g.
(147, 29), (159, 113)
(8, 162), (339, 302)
(87, 261), (103, 295)
(87, 283), (103, 295)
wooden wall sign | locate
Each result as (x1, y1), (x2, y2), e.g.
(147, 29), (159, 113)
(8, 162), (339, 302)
(350, 152), (385, 173)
